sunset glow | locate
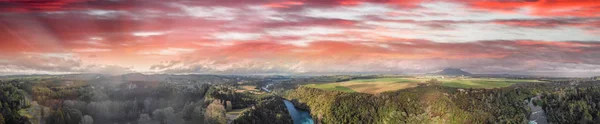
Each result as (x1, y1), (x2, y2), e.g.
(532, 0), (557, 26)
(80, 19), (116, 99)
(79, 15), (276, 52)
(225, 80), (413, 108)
(1, 0), (599, 77)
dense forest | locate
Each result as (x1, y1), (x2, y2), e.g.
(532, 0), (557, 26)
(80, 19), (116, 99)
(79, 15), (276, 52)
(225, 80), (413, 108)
(283, 80), (600, 124)
(204, 86), (265, 109)
(539, 81), (600, 123)
(0, 76), (289, 124)
(0, 81), (31, 124)
(2, 76), (600, 124)
(233, 96), (292, 124)
(0, 78), (214, 124)
(285, 84), (536, 124)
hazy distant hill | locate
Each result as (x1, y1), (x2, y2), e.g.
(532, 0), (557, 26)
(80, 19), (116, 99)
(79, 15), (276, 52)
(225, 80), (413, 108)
(60, 73), (104, 80)
(119, 73), (168, 81)
(434, 68), (471, 76)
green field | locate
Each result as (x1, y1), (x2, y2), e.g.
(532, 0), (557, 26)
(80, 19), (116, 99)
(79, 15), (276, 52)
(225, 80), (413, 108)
(304, 77), (544, 94)
(350, 78), (430, 83)
(305, 83), (356, 93)
(437, 78), (542, 88)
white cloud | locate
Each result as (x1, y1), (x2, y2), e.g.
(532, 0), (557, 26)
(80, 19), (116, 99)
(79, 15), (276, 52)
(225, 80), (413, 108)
(86, 10), (120, 16)
(87, 40), (109, 46)
(246, 6), (288, 21)
(22, 52), (76, 60)
(384, 2), (540, 21)
(132, 31), (168, 37)
(194, 42), (234, 47)
(364, 21), (420, 29)
(360, 22), (600, 43)
(0, 52), (133, 75)
(266, 26), (344, 36)
(90, 36), (103, 40)
(177, 4), (237, 20)
(84, 10), (130, 19)
(139, 48), (195, 55)
(303, 3), (393, 20)
(213, 32), (262, 41)
(73, 48), (112, 52)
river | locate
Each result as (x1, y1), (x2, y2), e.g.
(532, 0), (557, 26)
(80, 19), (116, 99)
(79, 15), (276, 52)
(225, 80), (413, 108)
(527, 95), (548, 124)
(261, 83), (273, 92)
(283, 100), (314, 124)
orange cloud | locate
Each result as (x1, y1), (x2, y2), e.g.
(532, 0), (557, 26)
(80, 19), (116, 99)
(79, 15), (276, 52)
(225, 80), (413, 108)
(471, 0), (600, 17)
(264, 1), (304, 8)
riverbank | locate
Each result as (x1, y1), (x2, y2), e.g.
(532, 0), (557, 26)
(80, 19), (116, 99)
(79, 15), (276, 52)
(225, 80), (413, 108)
(528, 95), (548, 124)
(283, 100), (314, 124)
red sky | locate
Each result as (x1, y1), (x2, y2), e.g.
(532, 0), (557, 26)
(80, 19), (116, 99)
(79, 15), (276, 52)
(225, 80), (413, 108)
(1, 0), (600, 77)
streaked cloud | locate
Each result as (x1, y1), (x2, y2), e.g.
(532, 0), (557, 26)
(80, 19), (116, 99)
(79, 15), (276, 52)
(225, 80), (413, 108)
(1, 0), (599, 77)
(138, 48), (196, 56)
(72, 48), (112, 52)
(213, 32), (263, 41)
(177, 4), (238, 20)
(132, 31), (169, 37)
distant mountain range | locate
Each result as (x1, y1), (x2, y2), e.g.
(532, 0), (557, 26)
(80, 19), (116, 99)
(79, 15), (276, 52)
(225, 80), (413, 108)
(433, 68), (472, 76)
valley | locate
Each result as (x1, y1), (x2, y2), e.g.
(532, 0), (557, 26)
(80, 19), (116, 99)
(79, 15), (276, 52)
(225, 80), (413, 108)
(1, 72), (599, 124)
(304, 75), (544, 94)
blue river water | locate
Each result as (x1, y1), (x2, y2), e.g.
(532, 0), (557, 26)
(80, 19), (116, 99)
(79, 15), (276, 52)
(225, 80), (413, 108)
(528, 95), (548, 124)
(283, 100), (315, 124)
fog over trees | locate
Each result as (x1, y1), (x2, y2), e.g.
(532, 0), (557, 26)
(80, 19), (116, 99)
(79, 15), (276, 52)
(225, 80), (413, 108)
(0, 75), (261, 124)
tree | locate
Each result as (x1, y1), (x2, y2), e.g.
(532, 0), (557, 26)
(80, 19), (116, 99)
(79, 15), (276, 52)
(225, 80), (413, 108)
(1, 83), (29, 124)
(583, 111), (593, 123)
(226, 101), (233, 111)
(79, 115), (93, 124)
(45, 107), (83, 124)
(137, 114), (158, 124)
(233, 97), (292, 124)
(46, 108), (66, 124)
(426, 79), (441, 85)
(595, 112), (600, 123)
(205, 100), (226, 124)
(64, 108), (82, 124)
(152, 107), (184, 124)
(0, 114), (5, 124)
(192, 105), (205, 123)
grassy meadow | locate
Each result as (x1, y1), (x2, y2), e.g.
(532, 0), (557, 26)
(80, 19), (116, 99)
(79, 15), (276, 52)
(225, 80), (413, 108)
(438, 78), (542, 88)
(304, 83), (356, 93)
(304, 77), (544, 94)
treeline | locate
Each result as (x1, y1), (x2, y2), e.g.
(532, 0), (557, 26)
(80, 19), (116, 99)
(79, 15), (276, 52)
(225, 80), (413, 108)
(448, 86), (533, 123)
(285, 85), (537, 123)
(45, 83), (211, 124)
(233, 96), (292, 124)
(1, 78), (222, 124)
(0, 81), (30, 124)
(540, 81), (600, 123)
(1, 76), (285, 124)
(204, 86), (266, 109)
(204, 85), (292, 124)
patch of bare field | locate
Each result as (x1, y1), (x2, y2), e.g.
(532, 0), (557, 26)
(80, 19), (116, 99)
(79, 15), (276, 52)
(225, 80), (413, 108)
(338, 81), (422, 94)
(235, 86), (263, 94)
